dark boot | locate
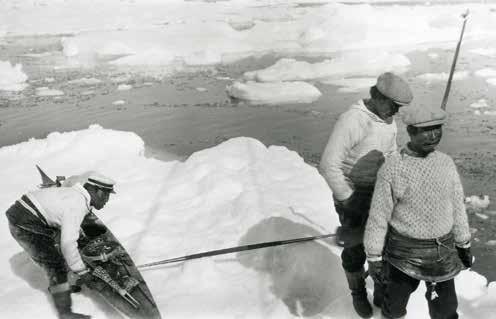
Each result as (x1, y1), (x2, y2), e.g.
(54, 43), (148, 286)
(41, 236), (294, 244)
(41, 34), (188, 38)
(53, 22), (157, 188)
(50, 284), (91, 319)
(373, 280), (384, 307)
(345, 269), (373, 318)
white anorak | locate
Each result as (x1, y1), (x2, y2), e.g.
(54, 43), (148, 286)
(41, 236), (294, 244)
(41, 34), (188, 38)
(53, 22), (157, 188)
(25, 183), (91, 272)
(320, 100), (397, 201)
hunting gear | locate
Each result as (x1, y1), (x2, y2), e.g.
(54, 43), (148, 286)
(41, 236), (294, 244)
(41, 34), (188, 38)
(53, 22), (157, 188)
(319, 72), (413, 318)
(5, 172), (116, 319)
(364, 106), (471, 319)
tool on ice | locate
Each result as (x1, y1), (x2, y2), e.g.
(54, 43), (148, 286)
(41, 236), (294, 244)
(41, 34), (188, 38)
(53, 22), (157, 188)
(137, 232), (337, 269)
(441, 9), (469, 111)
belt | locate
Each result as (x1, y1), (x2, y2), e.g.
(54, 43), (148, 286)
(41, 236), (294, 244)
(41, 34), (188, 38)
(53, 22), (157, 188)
(17, 195), (49, 226)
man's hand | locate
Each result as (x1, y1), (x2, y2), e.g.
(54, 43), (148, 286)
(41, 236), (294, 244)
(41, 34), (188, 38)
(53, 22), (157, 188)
(368, 260), (384, 283)
(75, 269), (94, 287)
(337, 193), (355, 210)
(456, 246), (473, 268)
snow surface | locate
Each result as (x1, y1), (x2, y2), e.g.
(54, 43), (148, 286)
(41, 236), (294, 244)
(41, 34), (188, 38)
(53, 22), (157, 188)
(1, 126), (496, 319)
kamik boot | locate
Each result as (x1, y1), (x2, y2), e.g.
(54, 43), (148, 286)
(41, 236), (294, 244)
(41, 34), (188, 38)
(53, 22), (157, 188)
(49, 283), (91, 319)
(345, 269), (373, 318)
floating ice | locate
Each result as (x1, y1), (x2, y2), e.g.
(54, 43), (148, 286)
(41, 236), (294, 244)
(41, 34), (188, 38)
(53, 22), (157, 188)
(244, 53), (410, 83)
(68, 77), (103, 86)
(35, 87), (64, 96)
(0, 61), (28, 91)
(117, 84), (133, 91)
(416, 71), (469, 83)
(227, 81), (322, 105)
(474, 68), (496, 78)
(469, 99), (489, 109)
(465, 195), (490, 210)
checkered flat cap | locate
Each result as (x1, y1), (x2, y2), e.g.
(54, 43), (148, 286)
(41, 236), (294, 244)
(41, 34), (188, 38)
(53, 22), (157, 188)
(402, 106), (447, 127)
(376, 72), (413, 105)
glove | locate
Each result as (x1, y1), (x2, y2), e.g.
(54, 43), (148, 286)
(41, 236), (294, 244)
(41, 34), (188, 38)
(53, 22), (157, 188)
(368, 260), (384, 283)
(456, 246), (473, 268)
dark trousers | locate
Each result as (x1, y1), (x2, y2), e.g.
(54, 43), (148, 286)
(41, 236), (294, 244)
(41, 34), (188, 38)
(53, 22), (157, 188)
(334, 189), (372, 272)
(6, 201), (68, 286)
(382, 263), (458, 319)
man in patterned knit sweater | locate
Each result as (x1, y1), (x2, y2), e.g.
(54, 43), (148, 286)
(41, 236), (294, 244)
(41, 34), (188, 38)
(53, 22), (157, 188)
(364, 106), (472, 319)
(319, 72), (413, 318)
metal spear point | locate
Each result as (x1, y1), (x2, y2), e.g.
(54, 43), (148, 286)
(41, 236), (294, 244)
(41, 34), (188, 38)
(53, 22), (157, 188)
(441, 9), (469, 111)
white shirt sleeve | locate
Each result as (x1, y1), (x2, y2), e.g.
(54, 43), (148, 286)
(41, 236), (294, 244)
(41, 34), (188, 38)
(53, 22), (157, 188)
(319, 113), (362, 201)
(60, 200), (87, 272)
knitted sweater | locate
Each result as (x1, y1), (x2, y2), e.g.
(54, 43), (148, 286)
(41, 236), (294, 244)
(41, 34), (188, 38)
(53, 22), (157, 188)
(319, 100), (397, 201)
(364, 148), (471, 259)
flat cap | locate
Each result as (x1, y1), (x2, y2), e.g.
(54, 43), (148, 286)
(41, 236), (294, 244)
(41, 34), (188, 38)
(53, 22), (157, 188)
(402, 106), (447, 127)
(376, 72), (413, 105)
(86, 172), (116, 193)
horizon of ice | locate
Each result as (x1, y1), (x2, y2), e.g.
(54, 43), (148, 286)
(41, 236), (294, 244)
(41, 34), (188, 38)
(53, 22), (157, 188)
(1, 1), (494, 70)
(0, 125), (496, 318)
(1, 0), (495, 95)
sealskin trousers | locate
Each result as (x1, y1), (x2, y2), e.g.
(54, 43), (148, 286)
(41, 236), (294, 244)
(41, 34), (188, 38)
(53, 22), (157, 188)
(382, 263), (458, 319)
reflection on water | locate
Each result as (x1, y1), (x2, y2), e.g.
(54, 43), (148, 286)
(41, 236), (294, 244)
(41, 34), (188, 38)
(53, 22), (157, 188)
(237, 216), (347, 317)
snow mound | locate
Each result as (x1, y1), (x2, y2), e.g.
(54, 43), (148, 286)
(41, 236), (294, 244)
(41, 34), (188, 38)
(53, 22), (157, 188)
(0, 125), (343, 318)
(0, 127), (494, 319)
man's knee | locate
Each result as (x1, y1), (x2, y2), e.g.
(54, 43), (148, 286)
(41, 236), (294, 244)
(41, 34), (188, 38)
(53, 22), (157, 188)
(45, 266), (69, 286)
(341, 244), (366, 272)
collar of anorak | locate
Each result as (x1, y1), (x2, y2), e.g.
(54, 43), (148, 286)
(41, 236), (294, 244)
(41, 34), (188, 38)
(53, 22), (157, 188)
(351, 99), (392, 124)
(73, 183), (93, 211)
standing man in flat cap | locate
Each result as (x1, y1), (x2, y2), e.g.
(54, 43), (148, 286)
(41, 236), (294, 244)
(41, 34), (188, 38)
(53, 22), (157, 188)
(5, 172), (116, 319)
(319, 72), (413, 318)
(364, 106), (471, 319)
